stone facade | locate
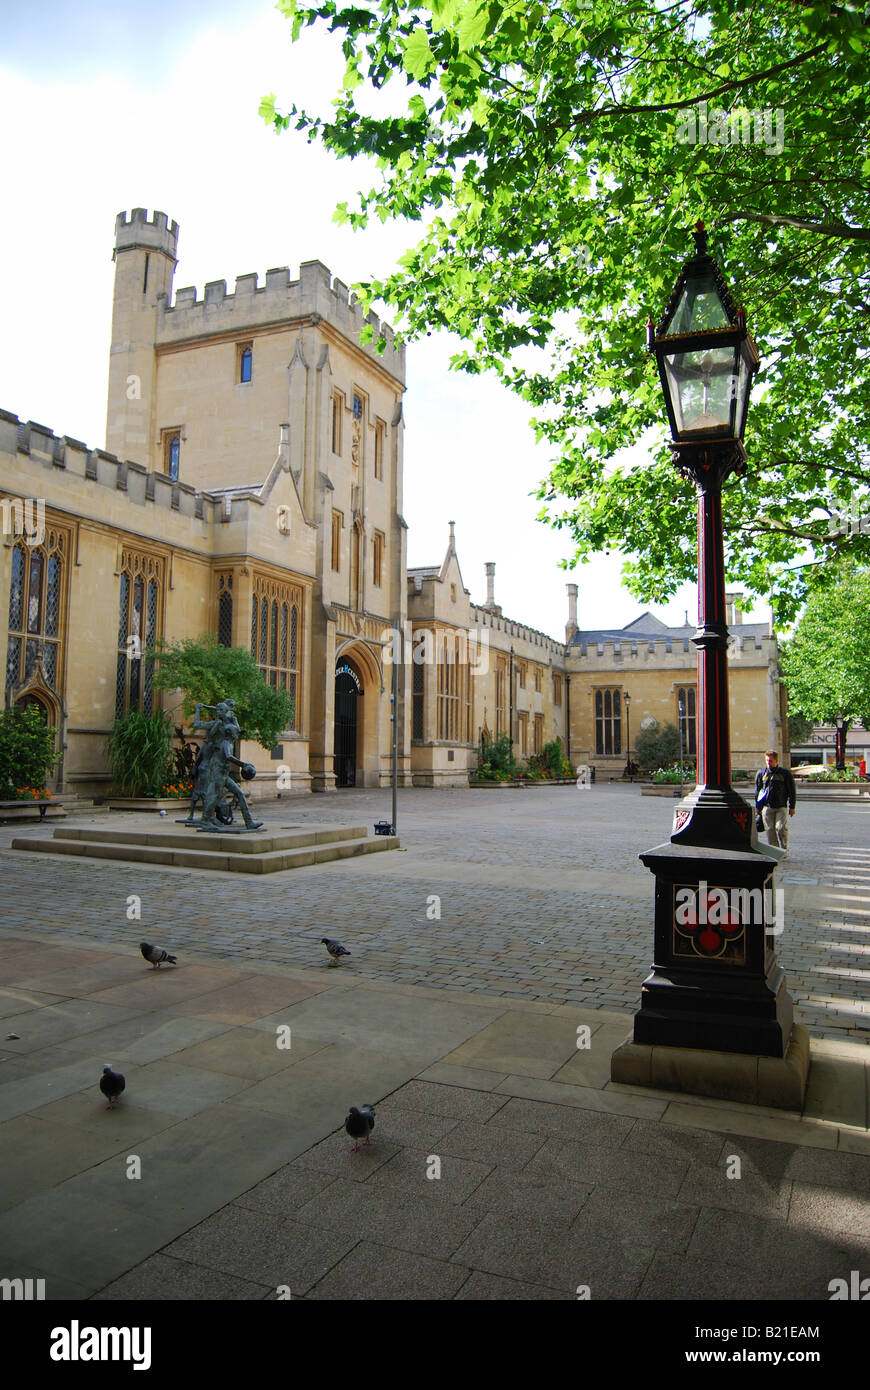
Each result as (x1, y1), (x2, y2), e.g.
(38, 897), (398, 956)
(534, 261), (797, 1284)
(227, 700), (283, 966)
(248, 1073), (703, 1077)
(0, 207), (786, 799)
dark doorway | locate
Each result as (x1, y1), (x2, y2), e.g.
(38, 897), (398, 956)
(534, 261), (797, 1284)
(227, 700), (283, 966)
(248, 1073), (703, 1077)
(334, 664), (361, 787)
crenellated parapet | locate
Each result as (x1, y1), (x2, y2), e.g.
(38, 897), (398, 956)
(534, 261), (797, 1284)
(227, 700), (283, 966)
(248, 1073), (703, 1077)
(469, 602), (565, 657)
(158, 259), (405, 383)
(114, 207), (179, 262)
(0, 409), (237, 527)
(568, 632), (770, 665)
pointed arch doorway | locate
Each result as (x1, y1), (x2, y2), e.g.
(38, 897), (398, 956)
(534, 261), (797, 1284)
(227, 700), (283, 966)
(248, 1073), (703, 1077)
(334, 659), (362, 787)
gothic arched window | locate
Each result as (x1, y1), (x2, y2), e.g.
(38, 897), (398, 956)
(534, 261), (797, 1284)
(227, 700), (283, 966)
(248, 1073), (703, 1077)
(5, 527), (66, 696)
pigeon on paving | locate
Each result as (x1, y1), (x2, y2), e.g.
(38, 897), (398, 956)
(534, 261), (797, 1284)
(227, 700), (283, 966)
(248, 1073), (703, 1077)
(345, 1104), (375, 1151)
(100, 1065), (126, 1110)
(322, 937), (351, 966)
(140, 941), (177, 969)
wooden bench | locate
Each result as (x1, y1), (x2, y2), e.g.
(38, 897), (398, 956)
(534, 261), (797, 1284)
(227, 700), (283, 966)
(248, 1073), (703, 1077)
(0, 799), (64, 821)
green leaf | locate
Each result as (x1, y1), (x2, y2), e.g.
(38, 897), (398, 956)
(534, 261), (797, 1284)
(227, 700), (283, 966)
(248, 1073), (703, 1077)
(402, 27), (437, 79)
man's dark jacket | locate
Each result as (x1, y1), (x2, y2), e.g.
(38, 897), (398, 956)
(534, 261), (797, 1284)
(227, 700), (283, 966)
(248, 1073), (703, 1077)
(755, 764), (797, 811)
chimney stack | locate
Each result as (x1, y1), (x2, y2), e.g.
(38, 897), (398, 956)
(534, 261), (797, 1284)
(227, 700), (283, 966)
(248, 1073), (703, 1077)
(484, 562), (496, 608)
(725, 590), (743, 624)
(566, 583), (578, 641)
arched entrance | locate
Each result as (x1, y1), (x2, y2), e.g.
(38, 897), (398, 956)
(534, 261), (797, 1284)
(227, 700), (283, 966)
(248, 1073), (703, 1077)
(334, 660), (362, 787)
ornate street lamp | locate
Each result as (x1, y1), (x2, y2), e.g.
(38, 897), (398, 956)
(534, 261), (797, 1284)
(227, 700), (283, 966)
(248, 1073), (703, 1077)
(646, 221), (759, 848)
(624, 692), (633, 781)
(614, 225), (802, 1086)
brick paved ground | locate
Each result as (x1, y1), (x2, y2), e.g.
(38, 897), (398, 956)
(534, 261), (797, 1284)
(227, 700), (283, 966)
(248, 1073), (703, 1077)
(2, 785), (868, 1041)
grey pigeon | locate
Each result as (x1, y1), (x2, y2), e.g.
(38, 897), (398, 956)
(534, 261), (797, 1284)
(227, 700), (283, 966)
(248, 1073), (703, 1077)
(100, 1065), (126, 1110)
(322, 937), (350, 965)
(345, 1104), (375, 1151)
(140, 941), (177, 969)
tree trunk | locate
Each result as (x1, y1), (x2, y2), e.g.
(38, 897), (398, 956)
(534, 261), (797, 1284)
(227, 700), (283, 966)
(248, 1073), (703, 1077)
(835, 717), (850, 770)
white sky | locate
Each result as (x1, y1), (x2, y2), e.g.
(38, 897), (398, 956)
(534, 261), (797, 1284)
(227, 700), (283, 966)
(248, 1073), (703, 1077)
(0, 0), (767, 637)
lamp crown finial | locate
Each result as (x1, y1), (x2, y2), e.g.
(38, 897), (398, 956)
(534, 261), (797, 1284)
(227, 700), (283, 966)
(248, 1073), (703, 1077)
(692, 221), (708, 256)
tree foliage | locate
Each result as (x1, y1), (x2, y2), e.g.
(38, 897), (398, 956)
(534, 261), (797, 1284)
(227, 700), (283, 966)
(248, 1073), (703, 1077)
(634, 720), (683, 772)
(151, 636), (295, 750)
(779, 562), (870, 733)
(263, 0), (870, 621)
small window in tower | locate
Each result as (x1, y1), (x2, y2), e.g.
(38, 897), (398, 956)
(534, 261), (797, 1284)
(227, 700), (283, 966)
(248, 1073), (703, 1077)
(331, 510), (343, 572)
(373, 530), (385, 587)
(162, 429), (181, 481)
(332, 393), (343, 454)
(353, 394), (363, 420)
(238, 343), (253, 384)
(374, 419), (385, 480)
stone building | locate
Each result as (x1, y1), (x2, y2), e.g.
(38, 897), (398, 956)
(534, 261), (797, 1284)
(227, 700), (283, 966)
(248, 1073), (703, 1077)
(0, 207), (785, 799)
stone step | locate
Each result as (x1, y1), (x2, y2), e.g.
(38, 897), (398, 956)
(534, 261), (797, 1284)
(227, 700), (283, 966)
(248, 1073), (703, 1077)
(48, 824), (367, 854)
(9, 826), (399, 874)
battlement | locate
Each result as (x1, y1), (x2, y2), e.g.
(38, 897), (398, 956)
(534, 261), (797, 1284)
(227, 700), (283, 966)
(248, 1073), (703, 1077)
(469, 602), (564, 657)
(0, 408), (239, 529)
(568, 632), (769, 665)
(158, 258), (405, 383)
(114, 208), (179, 260)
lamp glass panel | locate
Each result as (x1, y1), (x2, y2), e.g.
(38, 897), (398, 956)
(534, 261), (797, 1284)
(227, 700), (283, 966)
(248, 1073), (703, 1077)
(735, 350), (752, 440)
(668, 279), (730, 334)
(664, 345), (737, 435)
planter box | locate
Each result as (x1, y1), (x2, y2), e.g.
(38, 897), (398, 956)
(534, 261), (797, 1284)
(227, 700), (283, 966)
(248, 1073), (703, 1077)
(470, 778), (578, 788)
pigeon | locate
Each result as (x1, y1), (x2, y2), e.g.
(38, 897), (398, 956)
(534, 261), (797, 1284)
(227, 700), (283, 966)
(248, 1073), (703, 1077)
(345, 1104), (375, 1151)
(140, 941), (177, 969)
(322, 937), (351, 966)
(100, 1065), (126, 1110)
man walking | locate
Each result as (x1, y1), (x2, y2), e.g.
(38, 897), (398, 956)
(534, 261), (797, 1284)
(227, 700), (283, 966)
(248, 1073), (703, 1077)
(755, 750), (797, 858)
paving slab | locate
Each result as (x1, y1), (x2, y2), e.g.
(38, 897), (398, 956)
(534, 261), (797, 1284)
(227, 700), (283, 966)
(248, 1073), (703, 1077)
(163, 1206), (358, 1297)
(449, 1208), (655, 1297)
(163, 973), (332, 1024)
(92, 1253), (271, 1301)
(305, 1240), (472, 1300)
(439, 1010), (581, 1078)
(168, 1026), (328, 1080)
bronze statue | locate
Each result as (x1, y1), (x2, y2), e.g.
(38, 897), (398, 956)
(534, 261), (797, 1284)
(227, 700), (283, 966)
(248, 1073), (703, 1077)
(181, 699), (263, 832)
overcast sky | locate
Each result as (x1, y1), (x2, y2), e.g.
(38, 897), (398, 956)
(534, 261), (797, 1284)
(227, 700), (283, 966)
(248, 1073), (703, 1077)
(0, 0), (766, 637)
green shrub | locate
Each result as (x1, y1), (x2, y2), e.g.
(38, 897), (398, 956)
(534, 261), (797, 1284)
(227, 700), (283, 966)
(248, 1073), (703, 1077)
(478, 732), (516, 777)
(0, 704), (60, 798)
(634, 722), (683, 772)
(107, 711), (175, 797)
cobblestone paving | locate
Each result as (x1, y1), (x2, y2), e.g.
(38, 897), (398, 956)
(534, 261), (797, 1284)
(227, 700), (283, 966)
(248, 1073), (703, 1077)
(2, 786), (868, 1041)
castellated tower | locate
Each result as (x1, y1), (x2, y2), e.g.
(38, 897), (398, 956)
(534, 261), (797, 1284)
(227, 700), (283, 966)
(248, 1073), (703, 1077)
(105, 209), (179, 464)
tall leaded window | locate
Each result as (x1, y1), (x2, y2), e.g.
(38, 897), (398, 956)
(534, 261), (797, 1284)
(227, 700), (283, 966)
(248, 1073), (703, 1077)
(250, 574), (302, 730)
(677, 686), (697, 757)
(217, 572), (233, 647)
(495, 658), (508, 737)
(116, 549), (163, 718)
(5, 526), (67, 696)
(412, 656), (424, 740)
(595, 688), (622, 756)
(436, 631), (471, 742)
